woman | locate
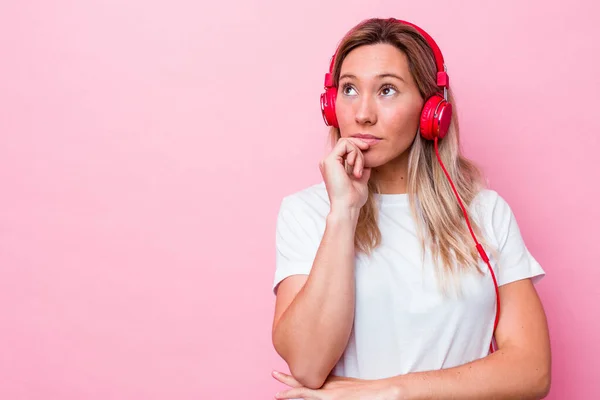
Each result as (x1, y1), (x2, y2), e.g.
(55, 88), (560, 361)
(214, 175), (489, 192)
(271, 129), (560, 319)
(271, 18), (551, 399)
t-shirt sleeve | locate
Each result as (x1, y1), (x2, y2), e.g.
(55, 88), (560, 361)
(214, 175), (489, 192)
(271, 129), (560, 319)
(272, 196), (323, 295)
(489, 192), (546, 286)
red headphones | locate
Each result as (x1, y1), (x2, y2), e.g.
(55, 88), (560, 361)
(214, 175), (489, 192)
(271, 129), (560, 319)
(320, 18), (452, 141)
(320, 19), (501, 354)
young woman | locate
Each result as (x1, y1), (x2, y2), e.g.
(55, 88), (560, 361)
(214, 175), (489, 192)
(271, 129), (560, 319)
(270, 18), (551, 400)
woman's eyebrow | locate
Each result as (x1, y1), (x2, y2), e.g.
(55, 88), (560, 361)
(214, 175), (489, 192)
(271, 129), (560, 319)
(378, 73), (405, 82)
(339, 73), (405, 82)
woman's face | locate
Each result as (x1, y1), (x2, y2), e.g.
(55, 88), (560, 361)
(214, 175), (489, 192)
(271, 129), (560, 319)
(336, 43), (424, 168)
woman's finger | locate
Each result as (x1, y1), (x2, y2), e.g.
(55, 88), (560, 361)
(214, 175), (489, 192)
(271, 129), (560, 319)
(341, 138), (368, 178)
(331, 139), (357, 164)
(359, 167), (372, 183)
(346, 146), (357, 170)
(331, 138), (368, 163)
(345, 137), (370, 150)
(353, 148), (364, 178)
(271, 371), (303, 388)
(275, 386), (317, 399)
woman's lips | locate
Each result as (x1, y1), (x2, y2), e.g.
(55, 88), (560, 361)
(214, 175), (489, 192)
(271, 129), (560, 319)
(352, 134), (382, 145)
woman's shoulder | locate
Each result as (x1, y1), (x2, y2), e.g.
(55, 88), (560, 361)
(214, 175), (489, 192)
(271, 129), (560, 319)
(470, 188), (523, 241)
(470, 189), (545, 285)
(280, 181), (329, 209)
(275, 182), (330, 239)
(278, 181), (330, 218)
(471, 188), (513, 216)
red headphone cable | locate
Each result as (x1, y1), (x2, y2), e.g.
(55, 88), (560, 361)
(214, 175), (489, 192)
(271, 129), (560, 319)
(434, 137), (500, 354)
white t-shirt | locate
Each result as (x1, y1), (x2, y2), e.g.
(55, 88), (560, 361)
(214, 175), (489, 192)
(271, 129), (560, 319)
(272, 182), (545, 379)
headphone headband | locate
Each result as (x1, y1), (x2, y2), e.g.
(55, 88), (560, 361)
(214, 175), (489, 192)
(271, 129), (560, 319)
(325, 18), (449, 90)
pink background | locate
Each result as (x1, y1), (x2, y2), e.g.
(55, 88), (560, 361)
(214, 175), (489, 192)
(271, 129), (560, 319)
(0, 1), (597, 398)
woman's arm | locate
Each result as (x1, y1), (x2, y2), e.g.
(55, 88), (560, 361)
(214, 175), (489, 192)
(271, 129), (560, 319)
(272, 208), (360, 389)
(387, 278), (551, 399)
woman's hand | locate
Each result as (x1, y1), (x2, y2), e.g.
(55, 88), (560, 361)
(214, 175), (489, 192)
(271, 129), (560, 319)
(271, 370), (404, 400)
(319, 138), (372, 214)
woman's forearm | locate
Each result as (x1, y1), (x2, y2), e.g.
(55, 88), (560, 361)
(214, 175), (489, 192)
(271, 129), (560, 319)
(272, 209), (359, 389)
(387, 346), (551, 400)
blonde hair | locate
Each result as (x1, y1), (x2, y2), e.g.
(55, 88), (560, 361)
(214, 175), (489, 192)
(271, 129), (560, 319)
(328, 18), (491, 283)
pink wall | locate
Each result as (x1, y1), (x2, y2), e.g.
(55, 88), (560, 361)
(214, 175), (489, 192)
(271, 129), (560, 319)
(0, 1), (597, 398)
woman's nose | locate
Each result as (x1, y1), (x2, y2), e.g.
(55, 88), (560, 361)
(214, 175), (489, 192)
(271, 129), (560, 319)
(354, 96), (376, 125)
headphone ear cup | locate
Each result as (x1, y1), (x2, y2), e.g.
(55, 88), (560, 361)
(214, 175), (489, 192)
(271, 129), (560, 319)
(435, 100), (452, 139)
(419, 95), (452, 140)
(320, 87), (338, 128)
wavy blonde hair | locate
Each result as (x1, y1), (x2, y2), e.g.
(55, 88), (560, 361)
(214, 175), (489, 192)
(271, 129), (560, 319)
(328, 18), (491, 283)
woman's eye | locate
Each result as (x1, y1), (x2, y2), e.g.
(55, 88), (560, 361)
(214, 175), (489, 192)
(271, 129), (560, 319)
(341, 84), (396, 96)
(381, 86), (398, 96)
(342, 84), (357, 95)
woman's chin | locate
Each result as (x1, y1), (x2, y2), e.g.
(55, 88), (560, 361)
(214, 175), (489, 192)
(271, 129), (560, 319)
(363, 154), (386, 169)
